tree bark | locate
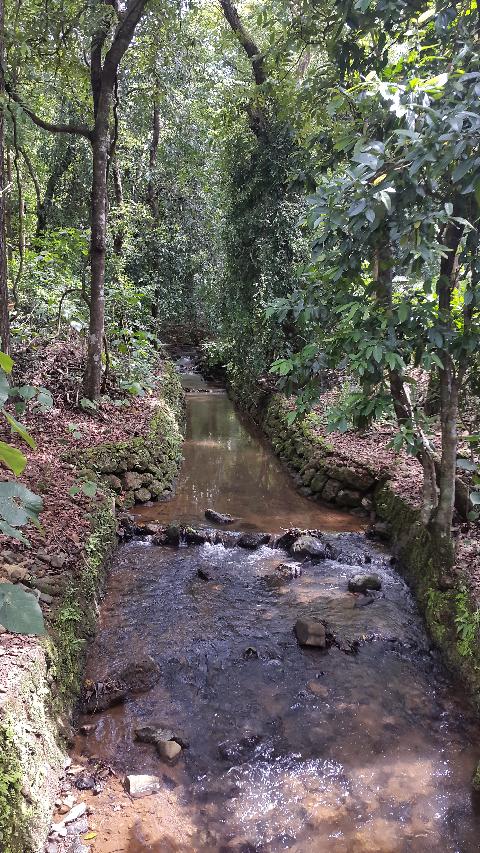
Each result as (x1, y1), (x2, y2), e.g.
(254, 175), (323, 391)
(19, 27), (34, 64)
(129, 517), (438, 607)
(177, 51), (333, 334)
(219, 0), (266, 85)
(36, 141), (75, 236)
(0, 0), (9, 352)
(84, 97), (110, 400)
(147, 97), (160, 218)
(83, 0), (148, 399)
(111, 156), (124, 254)
(429, 216), (464, 562)
(219, 0), (269, 139)
(373, 240), (439, 522)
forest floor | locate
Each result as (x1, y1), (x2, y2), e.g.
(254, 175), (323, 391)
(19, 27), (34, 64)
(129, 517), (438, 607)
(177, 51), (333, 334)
(0, 336), (164, 608)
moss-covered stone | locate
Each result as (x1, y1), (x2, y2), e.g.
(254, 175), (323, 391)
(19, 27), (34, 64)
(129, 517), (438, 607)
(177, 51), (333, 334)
(256, 390), (480, 714)
(374, 482), (480, 706)
(0, 362), (185, 850)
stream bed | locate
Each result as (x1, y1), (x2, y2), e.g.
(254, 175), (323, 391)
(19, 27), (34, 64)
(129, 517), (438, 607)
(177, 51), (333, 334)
(69, 381), (480, 852)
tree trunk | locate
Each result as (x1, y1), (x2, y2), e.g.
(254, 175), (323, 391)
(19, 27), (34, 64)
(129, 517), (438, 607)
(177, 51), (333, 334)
(429, 216), (464, 565)
(83, 0), (148, 399)
(431, 362), (458, 563)
(112, 156), (124, 254)
(147, 98), (160, 219)
(373, 240), (439, 522)
(84, 100), (110, 400)
(0, 0), (9, 353)
(36, 142), (75, 236)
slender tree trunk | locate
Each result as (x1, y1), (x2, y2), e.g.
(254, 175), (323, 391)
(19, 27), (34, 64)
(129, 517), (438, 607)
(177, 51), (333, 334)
(373, 240), (439, 522)
(36, 142), (75, 236)
(82, 0), (148, 399)
(84, 99), (110, 400)
(112, 156), (124, 254)
(429, 216), (464, 563)
(0, 0), (9, 352)
(11, 111), (24, 305)
(147, 98), (160, 218)
(5, 149), (12, 263)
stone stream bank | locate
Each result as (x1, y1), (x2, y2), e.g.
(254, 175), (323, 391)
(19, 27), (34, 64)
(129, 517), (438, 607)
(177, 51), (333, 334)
(254, 393), (480, 718)
(0, 364), (184, 853)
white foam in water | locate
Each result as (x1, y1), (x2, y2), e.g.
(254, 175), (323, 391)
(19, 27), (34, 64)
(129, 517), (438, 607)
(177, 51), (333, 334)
(224, 753), (348, 845)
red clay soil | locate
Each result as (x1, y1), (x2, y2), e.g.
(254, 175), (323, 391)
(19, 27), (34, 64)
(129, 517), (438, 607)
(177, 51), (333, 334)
(0, 336), (165, 615)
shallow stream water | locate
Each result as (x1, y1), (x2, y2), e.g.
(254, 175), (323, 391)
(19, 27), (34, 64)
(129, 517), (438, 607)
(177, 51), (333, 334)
(71, 377), (480, 852)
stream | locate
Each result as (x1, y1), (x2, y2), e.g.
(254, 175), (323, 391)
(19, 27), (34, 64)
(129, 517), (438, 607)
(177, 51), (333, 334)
(69, 370), (480, 852)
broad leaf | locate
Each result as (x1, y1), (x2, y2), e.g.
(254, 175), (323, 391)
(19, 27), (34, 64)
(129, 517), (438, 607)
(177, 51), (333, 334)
(0, 584), (45, 635)
(0, 442), (27, 475)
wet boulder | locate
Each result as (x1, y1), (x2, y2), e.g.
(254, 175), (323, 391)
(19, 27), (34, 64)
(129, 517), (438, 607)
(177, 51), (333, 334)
(81, 677), (128, 714)
(164, 524), (182, 545)
(274, 528), (302, 551)
(135, 724), (186, 762)
(197, 565), (213, 581)
(348, 573), (382, 593)
(205, 509), (235, 524)
(366, 521), (391, 541)
(237, 532), (270, 549)
(265, 563), (302, 588)
(294, 618), (327, 648)
(117, 655), (160, 693)
(290, 534), (330, 560)
(277, 562), (302, 580)
(218, 732), (262, 763)
(185, 527), (214, 545)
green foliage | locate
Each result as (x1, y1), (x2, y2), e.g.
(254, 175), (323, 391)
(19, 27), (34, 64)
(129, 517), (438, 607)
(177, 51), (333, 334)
(455, 588), (480, 660)
(0, 482), (43, 544)
(219, 117), (310, 402)
(0, 725), (25, 853)
(0, 584), (44, 635)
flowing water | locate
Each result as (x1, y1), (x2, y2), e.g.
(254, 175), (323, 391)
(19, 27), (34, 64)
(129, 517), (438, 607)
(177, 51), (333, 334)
(71, 375), (480, 853)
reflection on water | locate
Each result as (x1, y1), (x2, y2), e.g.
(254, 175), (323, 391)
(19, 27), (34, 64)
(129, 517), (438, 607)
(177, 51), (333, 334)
(72, 384), (480, 852)
(136, 393), (363, 533)
(76, 539), (480, 852)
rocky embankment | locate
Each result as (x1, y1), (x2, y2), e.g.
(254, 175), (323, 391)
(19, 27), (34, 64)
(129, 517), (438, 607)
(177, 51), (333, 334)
(250, 393), (480, 717)
(0, 364), (184, 853)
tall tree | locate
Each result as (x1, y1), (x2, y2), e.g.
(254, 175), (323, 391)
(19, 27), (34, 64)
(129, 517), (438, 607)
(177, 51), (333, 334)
(0, 0), (9, 352)
(7, 0), (149, 398)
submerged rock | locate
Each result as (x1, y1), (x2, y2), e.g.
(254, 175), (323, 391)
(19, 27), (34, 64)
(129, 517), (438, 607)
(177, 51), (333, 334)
(291, 534), (330, 560)
(277, 562), (302, 579)
(237, 532), (270, 549)
(197, 566), (213, 581)
(348, 573), (382, 593)
(218, 732), (262, 762)
(186, 527), (214, 545)
(205, 509), (235, 524)
(124, 774), (161, 798)
(134, 724), (185, 762)
(118, 656), (160, 693)
(294, 618), (327, 648)
(81, 678), (128, 714)
(366, 521), (391, 541)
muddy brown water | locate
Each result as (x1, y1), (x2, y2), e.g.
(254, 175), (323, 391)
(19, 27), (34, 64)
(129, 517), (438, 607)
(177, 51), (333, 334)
(72, 382), (480, 852)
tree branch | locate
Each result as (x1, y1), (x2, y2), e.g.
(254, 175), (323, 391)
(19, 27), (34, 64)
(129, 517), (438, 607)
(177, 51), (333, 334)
(219, 0), (266, 85)
(102, 0), (149, 90)
(5, 85), (93, 140)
